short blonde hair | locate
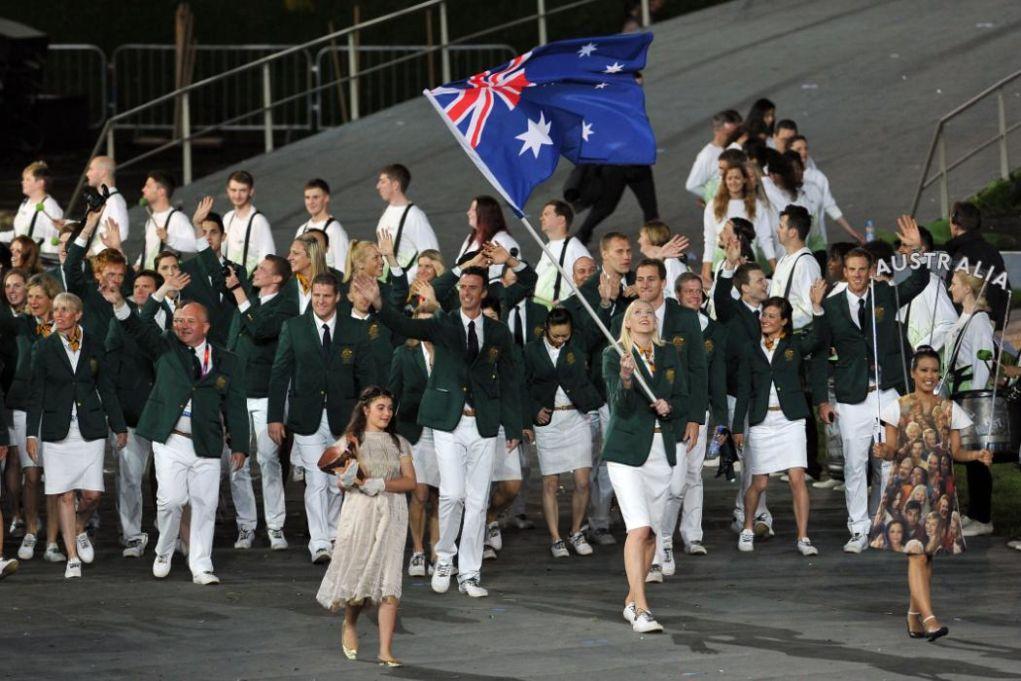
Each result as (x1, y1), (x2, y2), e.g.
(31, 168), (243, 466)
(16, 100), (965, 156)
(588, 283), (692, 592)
(952, 268), (990, 311)
(53, 291), (84, 314)
(344, 240), (380, 283)
(640, 220), (671, 247)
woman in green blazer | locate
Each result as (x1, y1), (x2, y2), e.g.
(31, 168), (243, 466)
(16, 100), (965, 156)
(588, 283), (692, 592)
(601, 300), (687, 635)
(732, 292), (824, 557)
(25, 292), (127, 579)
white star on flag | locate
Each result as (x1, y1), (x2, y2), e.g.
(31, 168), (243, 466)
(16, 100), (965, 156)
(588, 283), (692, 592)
(581, 121), (594, 142)
(577, 42), (597, 57)
(594, 82), (609, 89)
(515, 112), (554, 158)
(603, 62), (624, 74)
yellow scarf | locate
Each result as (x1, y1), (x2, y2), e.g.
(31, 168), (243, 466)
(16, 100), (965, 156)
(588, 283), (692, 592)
(63, 326), (82, 352)
(296, 272), (311, 294)
(763, 332), (785, 351)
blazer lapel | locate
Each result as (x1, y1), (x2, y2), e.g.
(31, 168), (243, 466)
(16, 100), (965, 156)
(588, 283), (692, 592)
(53, 334), (74, 374)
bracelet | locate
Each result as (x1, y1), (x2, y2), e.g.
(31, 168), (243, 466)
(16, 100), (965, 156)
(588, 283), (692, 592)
(228, 284), (241, 292)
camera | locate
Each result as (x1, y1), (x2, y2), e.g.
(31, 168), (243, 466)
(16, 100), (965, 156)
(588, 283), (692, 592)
(82, 183), (111, 214)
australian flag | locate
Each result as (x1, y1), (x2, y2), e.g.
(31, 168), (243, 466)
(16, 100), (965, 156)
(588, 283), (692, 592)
(424, 33), (656, 215)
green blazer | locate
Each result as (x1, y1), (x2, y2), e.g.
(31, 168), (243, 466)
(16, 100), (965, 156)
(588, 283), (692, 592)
(601, 343), (686, 467)
(180, 247), (246, 347)
(703, 315), (730, 427)
(105, 300), (170, 427)
(26, 329), (126, 442)
(226, 287), (299, 398)
(557, 294), (615, 402)
(388, 342), (429, 444)
(522, 337), (603, 422)
(267, 309), (377, 437)
(375, 302), (522, 440)
(713, 274), (762, 397)
(63, 239), (136, 338)
(347, 308), (402, 387)
(0, 313), (44, 410)
(814, 267), (928, 404)
(118, 302), (249, 457)
(501, 298), (549, 346)
(610, 298), (708, 426)
(732, 327), (822, 433)
(432, 264), (539, 314)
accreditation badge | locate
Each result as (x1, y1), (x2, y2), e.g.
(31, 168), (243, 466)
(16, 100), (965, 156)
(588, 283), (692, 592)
(566, 351), (576, 365)
(784, 349), (795, 362)
(215, 374), (228, 390)
(368, 322), (380, 340)
(533, 325), (544, 339)
(704, 339), (714, 354)
(487, 346), (500, 363)
(341, 347), (354, 364)
(672, 335), (685, 349)
(665, 368), (675, 383)
(874, 306), (885, 322)
(89, 358), (99, 375)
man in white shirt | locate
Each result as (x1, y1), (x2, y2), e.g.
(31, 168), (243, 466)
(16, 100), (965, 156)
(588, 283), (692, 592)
(375, 163), (440, 279)
(895, 227), (958, 351)
(222, 170), (275, 276)
(684, 109), (741, 200)
(769, 119), (798, 152)
(294, 178), (349, 272)
(8, 161), (63, 260)
(84, 156), (130, 257)
(139, 171), (196, 270)
(533, 200), (590, 307)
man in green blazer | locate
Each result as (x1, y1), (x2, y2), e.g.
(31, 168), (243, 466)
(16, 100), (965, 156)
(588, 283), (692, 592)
(353, 255), (523, 600)
(812, 217), (927, 554)
(267, 273), (377, 564)
(103, 283), (249, 586)
(224, 254), (298, 551)
(63, 210), (135, 338)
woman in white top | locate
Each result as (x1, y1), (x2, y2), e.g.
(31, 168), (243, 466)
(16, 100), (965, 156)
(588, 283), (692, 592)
(702, 160), (775, 284)
(457, 196), (521, 283)
(762, 151), (825, 254)
(945, 267), (997, 537)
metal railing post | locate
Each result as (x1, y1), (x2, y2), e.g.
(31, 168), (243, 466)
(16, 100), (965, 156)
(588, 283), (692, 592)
(938, 133), (948, 219)
(641, 0), (651, 27)
(106, 127), (115, 159)
(262, 63), (274, 152)
(347, 33), (360, 121)
(537, 0), (548, 45)
(997, 88), (1009, 180)
(439, 0), (451, 84)
(181, 92), (193, 185)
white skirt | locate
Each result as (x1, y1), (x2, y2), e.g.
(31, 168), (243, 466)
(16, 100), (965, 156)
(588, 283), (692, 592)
(10, 409), (42, 469)
(491, 426), (522, 482)
(43, 420), (106, 495)
(748, 410), (806, 475)
(412, 427), (440, 488)
(606, 433), (671, 532)
(535, 408), (593, 476)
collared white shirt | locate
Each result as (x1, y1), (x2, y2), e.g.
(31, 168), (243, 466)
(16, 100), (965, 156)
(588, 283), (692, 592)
(742, 300), (762, 317)
(421, 342), (433, 376)
(507, 298), (528, 341)
(351, 308), (371, 321)
(314, 312), (337, 344)
(759, 337), (782, 407)
(460, 309), (485, 350)
(845, 286), (869, 328)
(697, 311), (709, 333)
(769, 246), (822, 330)
(175, 339), (212, 435)
(543, 337), (572, 407)
(237, 289), (279, 314)
(58, 326), (83, 417)
(653, 300), (666, 337)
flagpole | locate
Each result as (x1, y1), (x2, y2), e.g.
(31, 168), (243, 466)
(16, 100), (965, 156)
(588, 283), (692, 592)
(420, 89), (658, 404)
(869, 278), (882, 433)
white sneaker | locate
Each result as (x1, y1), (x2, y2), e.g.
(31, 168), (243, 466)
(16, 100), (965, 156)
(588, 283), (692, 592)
(122, 534), (149, 558)
(65, 559), (82, 579)
(43, 543), (66, 562)
(152, 554), (172, 578)
(486, 522), (503, 552)
(568, 531), (593, 556)
(1006, 538), (1021, 551)
(268, 528), (288, 551)
(661, 545), (675, 576)
(962, 520), (993, 537)
(623, 601), (637, 624)
(408, 552), (426, 577)
(482, 545), (498, 561)
(645, 564), (663, 583)
(8, 518), (25, 538)
(0, 558), (19, 579)
(75, 533), (95, 564)
(312, 547), (331, 565)
(550, 540), (569, 558)
(458, 578), (488, 598)
(685, 542), (708, 556)
(812, 478), (841, 489)
(234, 528), (255, 550)
(753, 515), (774, 539)
(632, 610), (663, 633)
(192, 571), (220, 586)
(780, 474), (790, 482)
(843, 533), (868, 554)
(833, 483), (846, 492)
(960, 514), (973, 528)
(431, 561), (453, 593)
(797, 538), (819, 556)
(17, 533), (37, 561)
(738, 529), (754, 552)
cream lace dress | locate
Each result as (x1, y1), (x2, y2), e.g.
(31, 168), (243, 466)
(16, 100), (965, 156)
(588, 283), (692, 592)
(316, 431), (411, 610)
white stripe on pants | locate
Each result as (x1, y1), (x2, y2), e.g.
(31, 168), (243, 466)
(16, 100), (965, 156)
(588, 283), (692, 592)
(837, 388), (897, 535)
(153, 435), (221, 576)
(248, 397), (286, 531)
(117, 427), (151, 542)
(587, 405), (614, 531)
(729, 395), (771, 525)
(293, 412), (342, 556)
(433, 414), (496, 583)
(658, 416), (708, 559)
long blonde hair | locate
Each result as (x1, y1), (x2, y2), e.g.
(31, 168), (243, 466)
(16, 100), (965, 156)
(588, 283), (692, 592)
(713, 160), (757, 222)
(294, 235), (328, 281)
(617, 299), (664, 356)
(343, 240), (380, 283)
(952, 268), (990, 312)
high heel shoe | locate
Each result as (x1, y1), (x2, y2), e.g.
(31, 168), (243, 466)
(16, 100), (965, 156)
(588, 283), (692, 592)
(377, 657), (403, 667)
(922, 615), (949, 642)
(341, 623), (358, 660)
(906, 611), (925, 639)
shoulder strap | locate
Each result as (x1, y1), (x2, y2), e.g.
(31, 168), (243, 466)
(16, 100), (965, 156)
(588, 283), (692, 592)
(157, 208), (180, 253)
(552, 236), (572, 301)
(782, 252), (812, 300)
(392, 204), (414, 266)
(241, 210), (261, 272)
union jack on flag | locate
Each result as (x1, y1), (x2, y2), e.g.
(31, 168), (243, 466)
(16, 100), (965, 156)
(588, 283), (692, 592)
(424, 33), (656, 215)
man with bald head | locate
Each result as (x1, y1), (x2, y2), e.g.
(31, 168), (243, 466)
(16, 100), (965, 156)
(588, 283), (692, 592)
(85, 156), (130, 257)
(103, 284), (249, 586)
(572, 256), (597, 292)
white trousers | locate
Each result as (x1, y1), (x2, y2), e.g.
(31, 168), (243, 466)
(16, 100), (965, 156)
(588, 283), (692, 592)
(659, 416), (709, 556)
(587, 405), (615, 531)
(247, 397), (286, 530)
(433, 414), (496, 582)
(153, 435), (220, 576)
(117, 427), (152, 542)
(293, 412), (342, 556)
(221, 447), (257, 532)
(729, 396), (771, 525)
(837, 389), (898, 535)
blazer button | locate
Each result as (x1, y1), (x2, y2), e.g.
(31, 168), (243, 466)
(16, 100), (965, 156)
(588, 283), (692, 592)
(320, 390), (325, 395)
(462, 386), (467, 392)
